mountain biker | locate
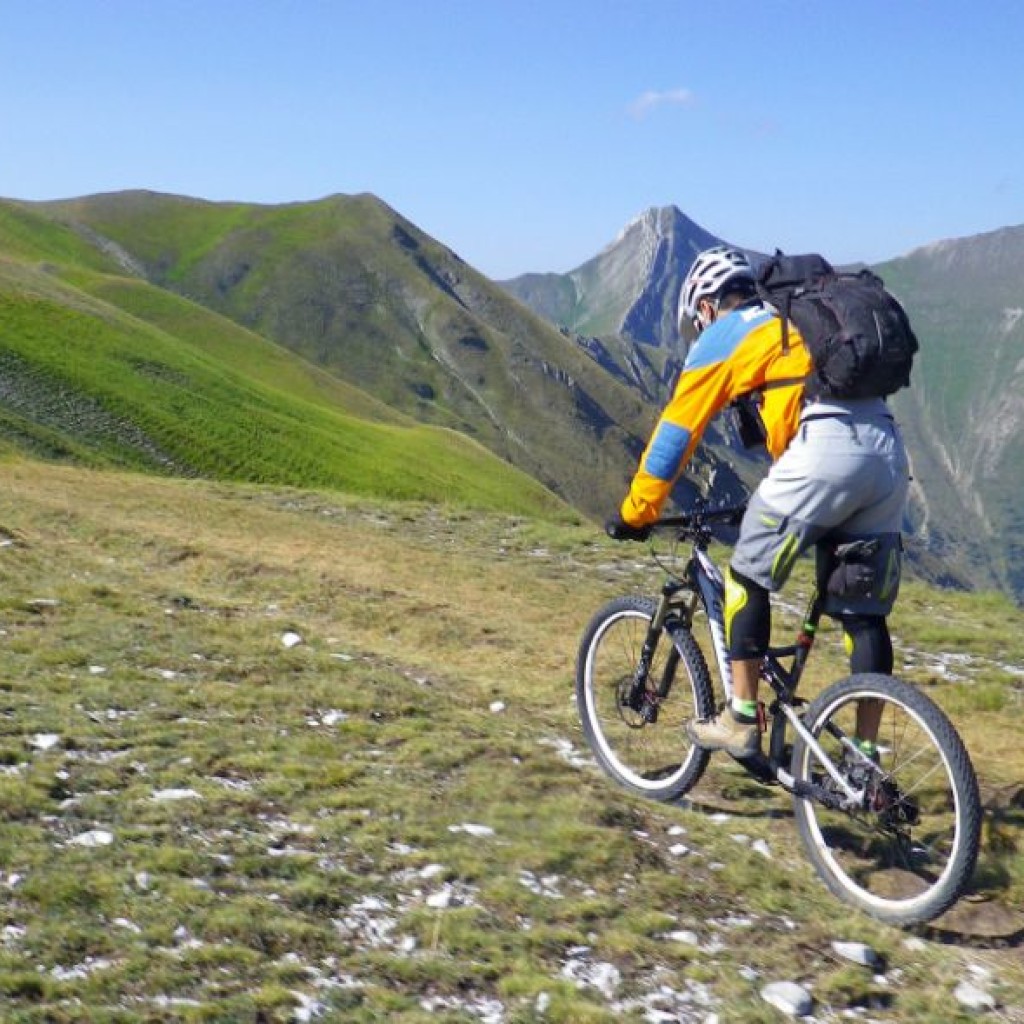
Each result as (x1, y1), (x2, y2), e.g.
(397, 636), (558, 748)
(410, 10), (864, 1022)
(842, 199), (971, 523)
(606, 245), (911, 759)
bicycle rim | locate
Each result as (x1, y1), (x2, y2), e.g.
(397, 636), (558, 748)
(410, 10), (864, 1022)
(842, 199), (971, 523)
(576, 598), (713, 801)
(791, 674), (980, 925)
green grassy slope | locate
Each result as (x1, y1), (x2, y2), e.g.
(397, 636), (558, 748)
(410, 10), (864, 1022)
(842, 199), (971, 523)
(0, 205), (569, 518)
(32, 191), (712, 517)
(0, 460), (1020, 1021)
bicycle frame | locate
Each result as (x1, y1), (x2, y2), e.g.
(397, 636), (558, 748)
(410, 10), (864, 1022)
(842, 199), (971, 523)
(647, 520), (863, 805)
(585, 507), (983, 924)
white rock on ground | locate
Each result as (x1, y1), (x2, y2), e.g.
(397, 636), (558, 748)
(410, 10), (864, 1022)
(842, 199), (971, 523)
(954, 980), (996, 1012)
(448, 823), (494, 837)
(832, 940), (880, 967)
(28, 733), (61, 751)
(761, 980), (813, 1017)
(152, 788), (201, 802)
(68, 829), (114, 848)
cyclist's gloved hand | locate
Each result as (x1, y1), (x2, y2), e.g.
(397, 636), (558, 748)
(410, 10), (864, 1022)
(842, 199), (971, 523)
(605, 516), (651, 542)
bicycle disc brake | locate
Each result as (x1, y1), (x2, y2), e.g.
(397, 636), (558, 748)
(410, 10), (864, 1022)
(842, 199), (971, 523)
(616, 676), (659, 726)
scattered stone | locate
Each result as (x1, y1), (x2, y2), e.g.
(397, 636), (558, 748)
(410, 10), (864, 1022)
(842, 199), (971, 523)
(68, 829), (114, 848)
(668, 843), (691, 857)
(519, 870), (563, 898)
(281, 631), (303, 648)
(88, 665), (107, 675)
(448, 823), (494, 838)
(426, 886), (455, 909)
(666, 929), (700, 946)
(954, 980), (996, 1012)
(832, 940), (879, 967)
(51, 957), (114, 981)
(561, 954), (621, 999)
(539, 736), (592, 768)
(489, 700), (506, 713)
(291, 991), (327, 1023)
(152, 788), (201, 802)
(28, 733), (61, 751)
(761, 980), (813, 1017)
(751, 839), (772, 859)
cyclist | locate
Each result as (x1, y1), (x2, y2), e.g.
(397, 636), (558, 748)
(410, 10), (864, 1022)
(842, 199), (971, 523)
(606, 245), (911, 759)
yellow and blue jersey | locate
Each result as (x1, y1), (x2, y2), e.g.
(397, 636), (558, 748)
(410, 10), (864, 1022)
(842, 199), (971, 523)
(621, 302), (812, 526)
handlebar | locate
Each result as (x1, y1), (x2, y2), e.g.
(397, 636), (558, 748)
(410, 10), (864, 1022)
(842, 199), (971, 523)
(650, 502), (747, 541)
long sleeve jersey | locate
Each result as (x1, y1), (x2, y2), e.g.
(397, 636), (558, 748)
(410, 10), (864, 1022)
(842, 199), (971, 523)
(621, 302), (812, 526)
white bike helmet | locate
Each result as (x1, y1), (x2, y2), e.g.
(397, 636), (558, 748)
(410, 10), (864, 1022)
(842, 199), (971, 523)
(677, 246), (754, 336)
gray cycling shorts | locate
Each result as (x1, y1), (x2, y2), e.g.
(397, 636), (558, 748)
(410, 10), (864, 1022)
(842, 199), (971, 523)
(730, 411), (910, 616)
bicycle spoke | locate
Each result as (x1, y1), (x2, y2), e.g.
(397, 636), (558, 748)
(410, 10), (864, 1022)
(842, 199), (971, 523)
(791, 675), (980, 925)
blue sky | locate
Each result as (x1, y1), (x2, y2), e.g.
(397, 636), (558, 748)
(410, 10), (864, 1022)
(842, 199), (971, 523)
(3, 1), (1024, 278)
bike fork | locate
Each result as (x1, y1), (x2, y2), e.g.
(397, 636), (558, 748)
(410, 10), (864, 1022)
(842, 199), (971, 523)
(621, 592), (674, 720)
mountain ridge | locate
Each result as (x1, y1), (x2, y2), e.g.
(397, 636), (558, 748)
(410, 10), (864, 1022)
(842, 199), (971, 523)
(503, 205), (1024, 600)
(23, 190), (750, 517)
(4, 188), (1024, 598)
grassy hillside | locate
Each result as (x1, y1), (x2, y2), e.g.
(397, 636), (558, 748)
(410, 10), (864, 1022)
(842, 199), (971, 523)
(0, 459), (1021, 1021)
(0, 206), (570, 519)
(881, 233), (1024, 597)
(30, 192), (712, 517)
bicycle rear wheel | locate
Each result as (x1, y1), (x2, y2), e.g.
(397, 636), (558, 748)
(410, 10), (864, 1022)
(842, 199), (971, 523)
(790, 673), (981, 925)
(575, 596), (715, 802)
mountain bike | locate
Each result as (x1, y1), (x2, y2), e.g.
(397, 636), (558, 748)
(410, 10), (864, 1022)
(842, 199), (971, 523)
(575, 500), (982, 925)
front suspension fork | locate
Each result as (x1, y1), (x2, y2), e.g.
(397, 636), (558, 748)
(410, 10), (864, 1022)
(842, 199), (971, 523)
(626, 586), (694, 713)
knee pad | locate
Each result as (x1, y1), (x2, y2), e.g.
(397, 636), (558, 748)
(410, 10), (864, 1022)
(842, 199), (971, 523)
(839, 614), (893, 675)
(726, 567), (771, 661)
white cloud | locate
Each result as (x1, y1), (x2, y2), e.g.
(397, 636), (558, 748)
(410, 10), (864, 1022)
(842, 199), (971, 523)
(628, 88), (695, 120)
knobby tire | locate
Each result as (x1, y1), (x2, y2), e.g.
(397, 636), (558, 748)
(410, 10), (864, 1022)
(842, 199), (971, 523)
(790, 673), (981, 925)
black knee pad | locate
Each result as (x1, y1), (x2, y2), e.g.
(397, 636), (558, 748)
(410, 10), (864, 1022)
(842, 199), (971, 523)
(726, 567), (771, 661)
(838, 614), (893, 675)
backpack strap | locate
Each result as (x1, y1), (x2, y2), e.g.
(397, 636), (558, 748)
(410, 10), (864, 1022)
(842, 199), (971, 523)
(779, 295), (791, 355)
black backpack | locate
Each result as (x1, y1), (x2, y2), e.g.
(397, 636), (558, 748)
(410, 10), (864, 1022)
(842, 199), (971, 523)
(756, 252), (918, 400)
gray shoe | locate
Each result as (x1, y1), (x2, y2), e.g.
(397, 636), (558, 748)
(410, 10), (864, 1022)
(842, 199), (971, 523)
(686, 707), (760, 757)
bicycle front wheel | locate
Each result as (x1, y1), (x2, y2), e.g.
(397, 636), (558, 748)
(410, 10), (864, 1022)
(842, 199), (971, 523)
(575, 596), (715, 802)
(790, 673), (981, 925)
